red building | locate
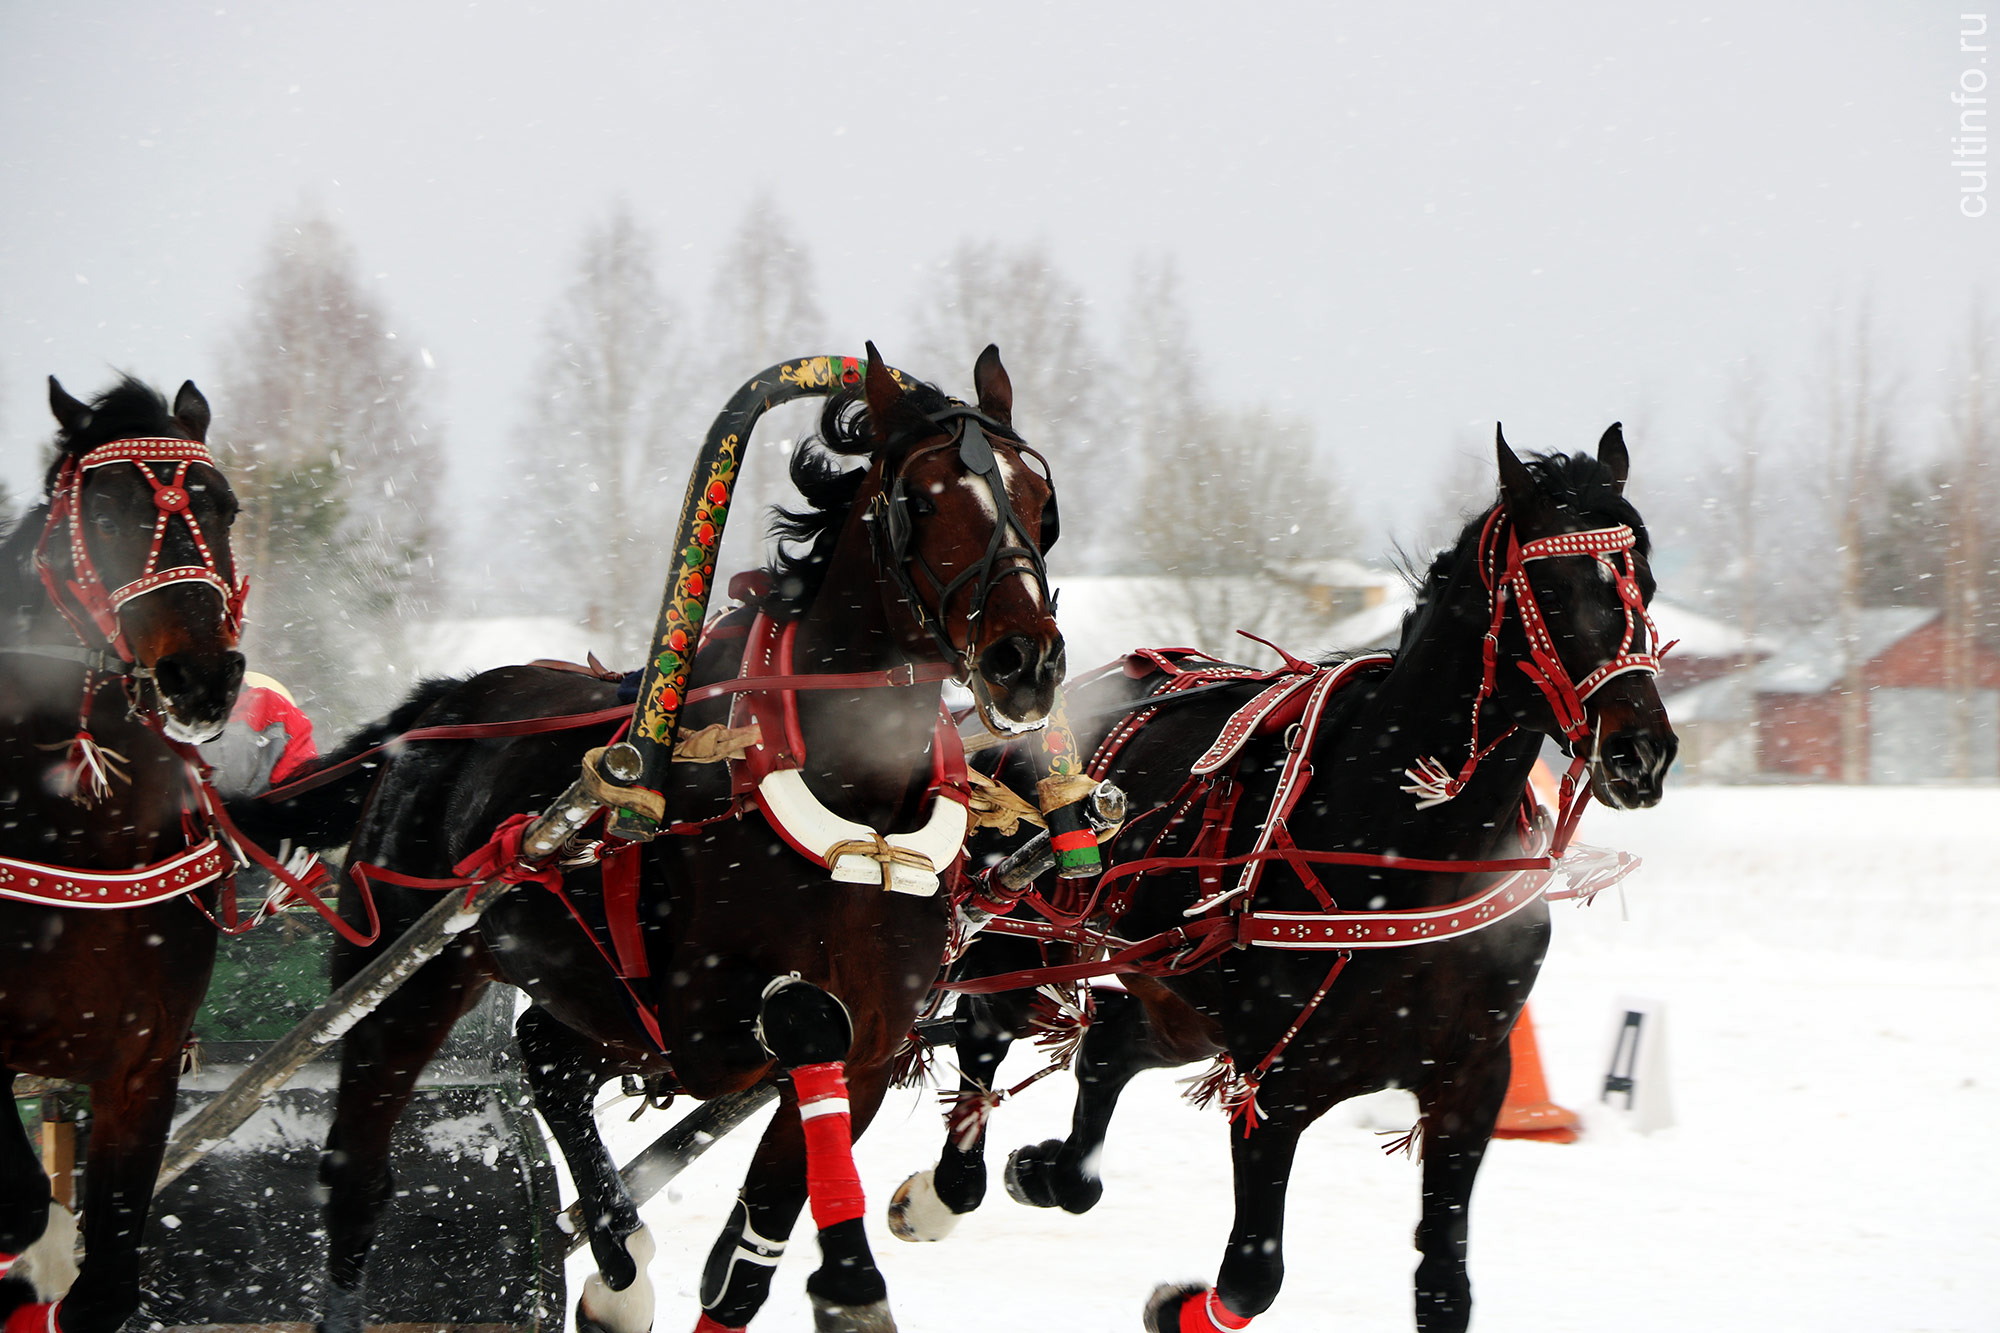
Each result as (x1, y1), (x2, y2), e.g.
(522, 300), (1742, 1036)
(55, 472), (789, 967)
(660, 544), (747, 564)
(1752, 609), (2000, 782)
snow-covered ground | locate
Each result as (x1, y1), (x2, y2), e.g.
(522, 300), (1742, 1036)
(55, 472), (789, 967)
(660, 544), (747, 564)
(568, 787), (2000, 1332)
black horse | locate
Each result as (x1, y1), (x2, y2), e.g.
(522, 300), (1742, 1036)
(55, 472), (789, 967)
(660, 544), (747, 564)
(248, 351), (1066, 1333)
(2, 377), (246, 1333)
(894, 427), (1675, 1332)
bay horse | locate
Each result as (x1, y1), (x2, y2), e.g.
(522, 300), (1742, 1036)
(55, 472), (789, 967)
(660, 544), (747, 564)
(253, 351), (1065, 1333)
(1, 377), (247, 1333)
(895, 427), (1676, 1332)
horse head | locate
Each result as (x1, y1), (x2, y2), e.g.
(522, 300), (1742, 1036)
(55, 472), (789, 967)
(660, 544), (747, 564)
(1490, 422), (1677, 809)
(858, 344), (1066, 732)
(39, 376), (247, 742)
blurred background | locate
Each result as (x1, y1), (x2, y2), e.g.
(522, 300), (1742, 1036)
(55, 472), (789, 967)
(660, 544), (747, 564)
(2, 2), (1993, 781)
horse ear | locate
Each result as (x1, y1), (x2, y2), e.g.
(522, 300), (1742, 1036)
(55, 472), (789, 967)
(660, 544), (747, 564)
(973, 344), (1013, 426)
(1597, 421), (1628, 493)
(863, 341), (905, 446)
(1495, 424), (1540, 520)
(174, 381), (212, 443)
(49, 376), (91, 439)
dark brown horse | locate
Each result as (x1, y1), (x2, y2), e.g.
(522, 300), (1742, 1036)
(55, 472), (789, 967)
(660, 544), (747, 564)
(896, 428), (1676, 1332)
(1, 377), (246, 1333)
(253, 351), (1065, 1333)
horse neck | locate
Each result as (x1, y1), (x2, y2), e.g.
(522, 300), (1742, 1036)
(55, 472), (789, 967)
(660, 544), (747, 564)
(1306, 544), (1546, 865)
(786, 504), (948, 823)
(0, 503), (65, 648)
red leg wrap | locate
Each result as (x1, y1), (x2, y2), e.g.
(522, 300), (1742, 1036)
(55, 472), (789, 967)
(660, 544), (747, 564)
(790, 1060), (866, 1230)
(3, 1302), (60, 1333)
(0, 1253), (15, 1281)
(691, 1314), (747, 1333)
(1180, 1287), (1252, 1332)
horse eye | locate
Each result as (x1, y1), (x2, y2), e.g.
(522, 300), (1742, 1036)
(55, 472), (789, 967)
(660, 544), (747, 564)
(92, 512), (119, 535)
(909, 494), (937, 518)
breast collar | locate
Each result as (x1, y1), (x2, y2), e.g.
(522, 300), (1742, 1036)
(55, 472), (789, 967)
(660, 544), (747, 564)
(722, 611), (972, 897)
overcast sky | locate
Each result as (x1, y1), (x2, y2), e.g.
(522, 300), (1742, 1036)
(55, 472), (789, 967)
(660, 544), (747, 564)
(2, 2), (1989, 560)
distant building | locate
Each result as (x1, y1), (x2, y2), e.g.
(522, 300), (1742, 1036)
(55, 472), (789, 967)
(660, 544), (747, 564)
(1666, 608), (2000, 784)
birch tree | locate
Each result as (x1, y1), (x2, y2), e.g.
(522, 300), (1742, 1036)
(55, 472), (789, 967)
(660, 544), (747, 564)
(702, 195), (826, 564)
(510, 205), (689, 662)
(216, 210), (445, 729)
(909, 241), (1113, 562)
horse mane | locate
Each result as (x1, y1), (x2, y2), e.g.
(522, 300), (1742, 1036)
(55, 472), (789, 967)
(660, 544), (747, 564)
(764, 378), (964, 615)
(1398, 450), (1649, 654)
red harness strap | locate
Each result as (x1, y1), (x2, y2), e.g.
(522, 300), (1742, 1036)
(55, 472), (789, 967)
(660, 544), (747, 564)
(0, 839), (231, 909)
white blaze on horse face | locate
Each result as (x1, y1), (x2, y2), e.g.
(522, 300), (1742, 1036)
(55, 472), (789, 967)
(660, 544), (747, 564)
(956, 452), (1044, 609)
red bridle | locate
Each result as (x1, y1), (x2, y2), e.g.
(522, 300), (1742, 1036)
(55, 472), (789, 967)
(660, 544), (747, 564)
(34, 437), (247, 665)
(1403, 508), (1665, 809)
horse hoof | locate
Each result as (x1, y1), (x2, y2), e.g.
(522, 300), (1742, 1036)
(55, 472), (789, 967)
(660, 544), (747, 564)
(887, 1169), (962, 1243)
(1003, 1139), (1064, 1208)
(810, 1295), (896, 1332)
(578, 1226), (657, 1333)
(11, 1203), (78, 1301)
(1143, 1283), (1210, 1333)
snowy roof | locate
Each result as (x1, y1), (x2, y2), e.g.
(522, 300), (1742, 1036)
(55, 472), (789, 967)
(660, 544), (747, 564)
(1051, 575), (1261, 671)
(1264, 556), (1403, 592)
(402, 616), (599, 680)
(1662, 669), (1755, 722)
(1322, 593), (1414, 653)
(1749, 607), (1939, 694)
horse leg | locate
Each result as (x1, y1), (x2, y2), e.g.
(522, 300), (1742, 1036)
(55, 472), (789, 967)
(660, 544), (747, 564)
(1410, 1045), (1511, 1333)
(319, 947), (489, 1333)
(1143, 1091), (1307, 1333)
(0, 1069), (61, 1325)
(690, 1096), (808, 1333)
(515, 1004), (653, 1333)
(1005, 987), (1174, 1215)
(11, 1054), (182, 1333)
(753, 976), (894, 1333)
(886, 987), (1030, 1242)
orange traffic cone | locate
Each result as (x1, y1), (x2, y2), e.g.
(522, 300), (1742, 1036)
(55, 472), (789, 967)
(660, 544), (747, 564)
(1492, 1003), (1579, 1143)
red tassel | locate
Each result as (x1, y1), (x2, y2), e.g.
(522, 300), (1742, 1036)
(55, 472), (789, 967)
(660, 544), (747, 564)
(941, 1087), (1003, 1153)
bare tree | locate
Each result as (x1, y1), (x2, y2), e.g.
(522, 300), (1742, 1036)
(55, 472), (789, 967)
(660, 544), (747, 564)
(1819, 309), (1896, 783)
(1943, 305), (1993, 780)
(1110, 259), (1356, 662)
(510, 205), (689, 662)
(702, 194), (827, 565)
(1132, 403), (1356, 663)
(909, 241), (1112, 562)
(216, 210), (445, 729)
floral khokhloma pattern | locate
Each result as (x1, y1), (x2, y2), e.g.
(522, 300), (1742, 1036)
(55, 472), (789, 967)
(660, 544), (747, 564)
(638, 430), (740, 745)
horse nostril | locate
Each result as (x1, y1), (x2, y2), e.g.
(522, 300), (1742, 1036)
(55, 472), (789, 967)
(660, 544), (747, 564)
(979, 637), (1033, 686)
(153, 654), (192, 700)
(1038, 638), (1067, 688)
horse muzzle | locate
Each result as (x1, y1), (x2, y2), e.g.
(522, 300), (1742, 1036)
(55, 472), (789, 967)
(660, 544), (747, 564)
(973, 631), (1067, 730)
(151, 648), (247, 743)
(1588, 717), (1677, 810)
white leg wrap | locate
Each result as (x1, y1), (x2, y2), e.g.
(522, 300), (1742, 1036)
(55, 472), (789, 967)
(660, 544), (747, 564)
(579, 1225), (656, 1333)
(14, 1203), (79, 1301)
(887, 1168), (962, 1243)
